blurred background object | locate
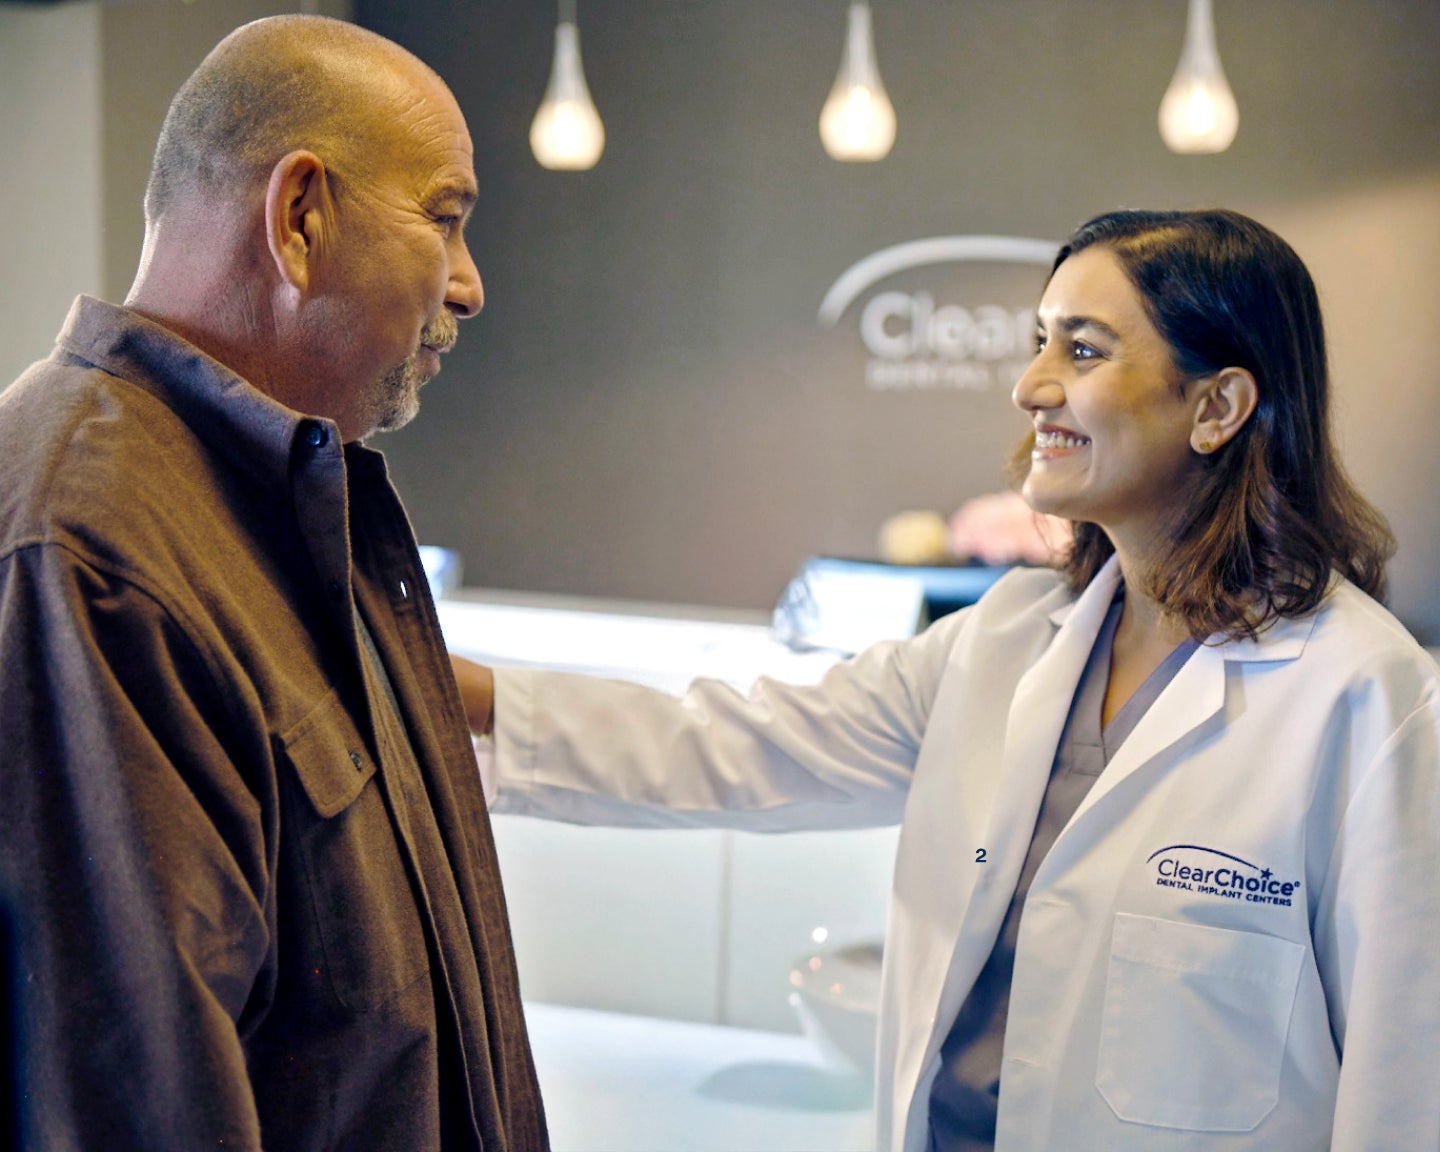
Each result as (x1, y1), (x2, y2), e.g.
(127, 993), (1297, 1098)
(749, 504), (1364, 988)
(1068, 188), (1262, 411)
(948, 490), (1073, 567)
(876, 509), (950, 566)
(788, 939), (884, 1078)
(417, 545), (465, 600)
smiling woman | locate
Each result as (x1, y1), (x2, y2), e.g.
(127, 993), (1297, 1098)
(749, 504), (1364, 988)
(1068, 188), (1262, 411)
(1015, 245), (1213, 567)
(1018, 209), (1393, 645)
(453, 207), (1440, 1152)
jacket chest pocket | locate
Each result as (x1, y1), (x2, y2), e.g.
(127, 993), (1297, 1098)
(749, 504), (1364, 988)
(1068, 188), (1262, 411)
(279, 689), (429, 1012)
(1096, 913), (1304, 1132)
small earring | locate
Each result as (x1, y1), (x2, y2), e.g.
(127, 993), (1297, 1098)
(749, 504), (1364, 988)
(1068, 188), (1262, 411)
(1198, 440), (1214, 453)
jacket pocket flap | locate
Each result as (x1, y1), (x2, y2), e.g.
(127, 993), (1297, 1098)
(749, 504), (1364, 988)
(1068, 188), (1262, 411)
(279, 690), (375, 818)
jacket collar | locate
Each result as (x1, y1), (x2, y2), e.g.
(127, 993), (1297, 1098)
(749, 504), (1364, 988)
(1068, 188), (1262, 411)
(54, 296), (332, 503)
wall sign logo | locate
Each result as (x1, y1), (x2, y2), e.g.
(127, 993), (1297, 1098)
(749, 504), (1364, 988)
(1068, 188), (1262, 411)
(1146, 844), (1302, 909)
(818, 235), (1058, 393)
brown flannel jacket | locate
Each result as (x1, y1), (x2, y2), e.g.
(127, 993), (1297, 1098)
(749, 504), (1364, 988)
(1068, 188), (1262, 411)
(0, 298), (547, 1151)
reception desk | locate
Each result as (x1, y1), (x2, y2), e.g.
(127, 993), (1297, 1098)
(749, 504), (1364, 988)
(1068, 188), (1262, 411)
(435, 586), (841, 695)
(526, 1001), (875, 1152)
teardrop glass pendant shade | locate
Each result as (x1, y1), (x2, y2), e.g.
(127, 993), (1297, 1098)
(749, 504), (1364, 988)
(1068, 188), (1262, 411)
(819, 1), (896, 162)
(530, 19), (605, 170)
(1159, 0), (1239, 153)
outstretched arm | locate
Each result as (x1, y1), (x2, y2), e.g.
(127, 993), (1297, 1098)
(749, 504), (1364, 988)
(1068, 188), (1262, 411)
(479, 607), (971, 832)
(449, 651), (495, 736)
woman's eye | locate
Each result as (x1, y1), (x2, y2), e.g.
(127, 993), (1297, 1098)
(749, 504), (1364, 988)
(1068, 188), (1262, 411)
(1033, 333), (1048, 354)
(1071, 341), (1099, 361)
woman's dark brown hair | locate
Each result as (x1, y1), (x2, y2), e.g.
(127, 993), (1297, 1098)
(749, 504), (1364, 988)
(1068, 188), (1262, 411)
(1030, 208), (1394, 641)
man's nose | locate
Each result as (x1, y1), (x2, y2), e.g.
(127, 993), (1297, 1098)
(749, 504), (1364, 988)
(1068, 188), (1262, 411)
(448, 241), (483, 318)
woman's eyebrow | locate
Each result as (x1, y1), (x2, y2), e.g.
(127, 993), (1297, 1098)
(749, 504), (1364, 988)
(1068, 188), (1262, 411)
(1050, 314), (1123, 343)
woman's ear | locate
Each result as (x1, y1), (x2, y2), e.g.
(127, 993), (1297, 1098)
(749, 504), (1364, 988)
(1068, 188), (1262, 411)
(265, 150), (331, 295)
(1191, 367), (1258, 455)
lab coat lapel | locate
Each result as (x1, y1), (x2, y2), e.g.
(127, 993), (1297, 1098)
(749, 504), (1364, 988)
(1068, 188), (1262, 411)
(924, 562), (1123, 1047)
(1075, 641), (1227, 815)
(982, 560), (1124, 881)
(1060, 603), (1315, 827)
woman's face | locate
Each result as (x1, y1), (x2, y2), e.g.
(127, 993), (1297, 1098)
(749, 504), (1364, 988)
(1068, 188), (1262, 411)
(1012, 245), (1202, 548)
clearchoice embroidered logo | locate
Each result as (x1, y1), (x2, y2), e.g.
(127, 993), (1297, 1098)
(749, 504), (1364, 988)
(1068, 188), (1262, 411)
(1146, 844), (1302, 908)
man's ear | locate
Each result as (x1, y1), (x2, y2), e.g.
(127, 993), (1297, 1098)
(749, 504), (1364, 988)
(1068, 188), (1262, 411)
(265, 150), (332, 294)
(1191, 367), (1258, 455)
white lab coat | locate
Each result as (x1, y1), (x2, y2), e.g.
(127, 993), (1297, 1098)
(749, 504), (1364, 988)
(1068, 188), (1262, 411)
(491, 558), (1440, 1151)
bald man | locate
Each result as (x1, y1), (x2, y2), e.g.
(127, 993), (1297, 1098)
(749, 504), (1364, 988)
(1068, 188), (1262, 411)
(0, 16), (547, 1151)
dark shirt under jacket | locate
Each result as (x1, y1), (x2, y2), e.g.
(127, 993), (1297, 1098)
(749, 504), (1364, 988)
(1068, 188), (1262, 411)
(0, 297), (548, 1152)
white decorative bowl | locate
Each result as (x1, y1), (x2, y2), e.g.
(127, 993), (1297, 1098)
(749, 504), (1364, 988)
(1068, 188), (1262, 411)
(788, 941), (882, 1077)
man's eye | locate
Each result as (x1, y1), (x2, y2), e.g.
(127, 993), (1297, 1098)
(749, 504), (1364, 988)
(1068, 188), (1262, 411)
(1072, 341), (1099, 361)
(435, 215), (460, 235)
(1033, 333), (1047, 354)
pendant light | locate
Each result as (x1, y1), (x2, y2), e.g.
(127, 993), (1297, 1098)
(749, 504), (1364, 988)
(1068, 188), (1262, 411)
(819, 1), (896, 162)
(530, 0), (605, 171)
(1158, 0), (1239, 154)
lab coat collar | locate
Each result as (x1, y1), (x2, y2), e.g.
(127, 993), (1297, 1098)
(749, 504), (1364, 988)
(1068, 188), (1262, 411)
(1044, 556), (1120, 631)
(1213, 608), (1318, 663)
(977, 559), (1321, 885)
(1009, 557), (1320, 870)
(1044, 555), (1320, 664)
(1055, 565), (1319, 839)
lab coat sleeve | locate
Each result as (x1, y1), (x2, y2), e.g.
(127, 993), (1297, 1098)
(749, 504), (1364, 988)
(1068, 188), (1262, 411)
(1314, 684), (1440, 1149)
(489, 605), (972, 831)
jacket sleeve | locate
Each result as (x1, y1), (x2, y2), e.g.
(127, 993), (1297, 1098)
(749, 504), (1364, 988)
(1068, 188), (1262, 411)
(489, 605), (972, 831)
(1313, 682), (1440, 1149)
(1, 543), (272, 1151)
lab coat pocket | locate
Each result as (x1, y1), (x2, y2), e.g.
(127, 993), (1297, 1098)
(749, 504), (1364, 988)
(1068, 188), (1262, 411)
(1096, 913), (1303, 1132)
(279, 689), (430, 1013)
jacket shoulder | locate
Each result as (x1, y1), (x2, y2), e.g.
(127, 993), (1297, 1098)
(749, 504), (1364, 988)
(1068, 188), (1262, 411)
(970, 563), (1073, 625)
(905, 564), (1071, 681)
(1, 355), (227, 568)
(1309, 580), (1440, 698)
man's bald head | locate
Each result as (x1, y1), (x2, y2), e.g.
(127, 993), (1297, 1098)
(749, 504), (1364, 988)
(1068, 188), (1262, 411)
(144, 15), (439, 222)
(128, 15), (481, 444)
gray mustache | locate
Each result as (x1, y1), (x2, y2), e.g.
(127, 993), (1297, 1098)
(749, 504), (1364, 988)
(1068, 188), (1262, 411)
(421, 310), (459, 353)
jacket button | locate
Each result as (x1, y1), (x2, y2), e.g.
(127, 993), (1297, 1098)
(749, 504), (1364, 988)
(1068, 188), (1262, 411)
(327, 581), (344, 600)
(303, 422), (327, 449)
(350, 751), (364, 771)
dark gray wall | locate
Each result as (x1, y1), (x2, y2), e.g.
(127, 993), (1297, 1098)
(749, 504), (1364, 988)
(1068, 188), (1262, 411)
(367, 2), (1439, 639)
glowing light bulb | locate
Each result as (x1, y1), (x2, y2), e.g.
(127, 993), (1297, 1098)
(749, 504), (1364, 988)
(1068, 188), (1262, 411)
(819, 2), (896, 162)
(1159, 0), (1239, 154)
(530, 18), (605, 171)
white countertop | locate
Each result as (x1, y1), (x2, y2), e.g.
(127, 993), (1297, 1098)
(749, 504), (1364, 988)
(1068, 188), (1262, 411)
(436, 589), (841, 695)
(526, 1001), (876, 1152)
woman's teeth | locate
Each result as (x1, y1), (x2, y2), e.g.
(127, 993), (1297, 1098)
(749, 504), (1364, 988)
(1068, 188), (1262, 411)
(1034, 430), (1090, 450)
